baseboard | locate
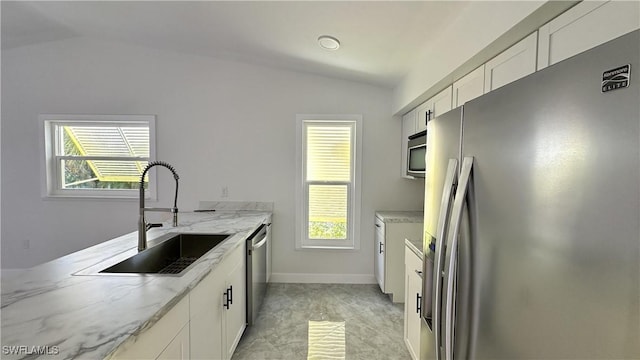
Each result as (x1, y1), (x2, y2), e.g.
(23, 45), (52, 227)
(269, 272), (376, 284)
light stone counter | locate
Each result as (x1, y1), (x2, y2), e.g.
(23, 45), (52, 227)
(405, 238), (423, 259)
(0, 211), (271, 360)
(375, 211), (423, 223)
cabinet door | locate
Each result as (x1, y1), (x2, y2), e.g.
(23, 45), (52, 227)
(538, 1), (639, 71)
(484, 32), (537, 92)
(453, 65), (485, 107)
(374, 218), (386, 292)
(415, 101), (430, 133)
(157, 324), (190, 360)
(404, 246), (422, 360)
(224, 243), (246, 360)
(401, 110), (417, 178)
(112, 296), (190, 360)
(431, 86), (453, 119)
(190, 270), (225, 360)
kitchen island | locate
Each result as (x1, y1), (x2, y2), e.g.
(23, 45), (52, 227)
(1, 211), (271, 359)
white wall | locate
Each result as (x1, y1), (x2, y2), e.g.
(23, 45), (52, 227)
(393, 1), (545, 114)
(1, 37), (424, 277)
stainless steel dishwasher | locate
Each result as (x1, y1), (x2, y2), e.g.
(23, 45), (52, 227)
(246, 223), (269, 326)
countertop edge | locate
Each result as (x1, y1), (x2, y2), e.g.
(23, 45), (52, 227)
(405, 238), (423, 259)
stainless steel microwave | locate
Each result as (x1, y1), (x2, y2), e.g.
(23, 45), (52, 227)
(407, 130), (426, 178)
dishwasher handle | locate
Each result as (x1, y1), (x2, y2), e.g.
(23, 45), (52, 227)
(253, 236), (267, 250)
(248, 224), (268, 251)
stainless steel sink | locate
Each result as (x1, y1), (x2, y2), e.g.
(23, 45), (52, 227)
(97, 233), (230, 275)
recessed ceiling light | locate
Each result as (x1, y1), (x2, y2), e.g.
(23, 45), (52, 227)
(318, 35), (340, 51)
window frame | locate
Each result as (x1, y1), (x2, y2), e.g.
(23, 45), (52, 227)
(40, 114), (157, 200)
(295, 114), (363, 250)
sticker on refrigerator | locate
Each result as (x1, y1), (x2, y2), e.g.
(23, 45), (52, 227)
(602, 64), (631, 93)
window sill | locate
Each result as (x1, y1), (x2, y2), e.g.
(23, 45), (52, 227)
(296, 244), (358, 251)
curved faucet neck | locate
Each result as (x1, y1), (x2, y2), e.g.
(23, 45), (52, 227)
(138, 161), (180, 252)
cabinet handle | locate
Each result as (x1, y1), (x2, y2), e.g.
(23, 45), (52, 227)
(379, 242), (384, 254)
(416, 293), (422, 315)
(375, 223), (381, 228)
(228, 286), (233, 305)
(223, 291), (229, 309)
(426, 109), (433, 123)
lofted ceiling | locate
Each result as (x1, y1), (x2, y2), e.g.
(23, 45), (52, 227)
(1, 1), (471, 88)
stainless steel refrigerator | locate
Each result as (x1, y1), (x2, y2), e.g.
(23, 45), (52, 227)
(420, 30), (639, 360)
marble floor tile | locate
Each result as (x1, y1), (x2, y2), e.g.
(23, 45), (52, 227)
(232, 283), (411, 360)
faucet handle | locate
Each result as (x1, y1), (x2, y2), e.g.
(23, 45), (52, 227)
(146, 223), (163, 231)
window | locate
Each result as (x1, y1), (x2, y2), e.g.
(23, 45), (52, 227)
(41, 114), (156, 199)
(296, 114), (362, 249)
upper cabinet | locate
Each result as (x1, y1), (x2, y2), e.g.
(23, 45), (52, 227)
(453, 65), (485, 107)
(416, 86), (453, 134)
(415, 101), (430, 133)
(401, 109), (417, 179)
(399, 0), (639, 179)
(400, 86), (451, 179)
(484, 32), (537, 92)
(430, 86), (453, 119)
(538, 0), (640, 70)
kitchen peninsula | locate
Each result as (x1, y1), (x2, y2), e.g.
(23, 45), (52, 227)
(1, 210), (271, 359)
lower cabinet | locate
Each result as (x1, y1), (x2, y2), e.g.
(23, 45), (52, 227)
(191, 241), (246, 360)
(404, 245), (422, 360)
(223, 248), (246, 359)
(113, 241), (247, 360)
(157, 323), (190, 360)
(375, 215), (423, 303)
(111, 294), (190, 359)
(190, 258), (226, 359)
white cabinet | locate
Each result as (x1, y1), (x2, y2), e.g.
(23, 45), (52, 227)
(157, 324), (190, 360)
(191, 241), (246, 360)
(374, 217), (386, 291)
(427, 86), (453, 121)
(112, 295), (190, 359)
(484, 31), (537, 92)
(414, 101), (430, 133)
(190, 260), (225, 359)
(404, 245), (422, 360)
(453, 65), (485, 107)
(400, 86), (452, 179)
(374, 215), (422, 303)
(401, 109), (417, 179)
(223, 247), (246, 359)
(538, 0), (640, 71)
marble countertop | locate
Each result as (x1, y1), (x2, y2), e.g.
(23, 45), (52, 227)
(375, 211), (423, 223)
(0, 211), (271, 360)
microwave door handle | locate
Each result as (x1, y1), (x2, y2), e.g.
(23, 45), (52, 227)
(442, 156), (473, 360)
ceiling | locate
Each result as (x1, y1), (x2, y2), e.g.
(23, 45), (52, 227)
(1, 1), (471, 89)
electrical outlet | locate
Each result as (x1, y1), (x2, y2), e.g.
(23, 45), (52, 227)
(221, 186), (229, 198)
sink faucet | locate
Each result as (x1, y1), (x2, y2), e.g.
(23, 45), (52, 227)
(139, 161), (180, 252)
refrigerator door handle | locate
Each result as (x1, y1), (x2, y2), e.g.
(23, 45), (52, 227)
(443, 156), (474, 360)
(428, 158), (458, 360)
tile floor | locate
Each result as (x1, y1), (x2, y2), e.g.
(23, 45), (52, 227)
(232, 283), (411, 360)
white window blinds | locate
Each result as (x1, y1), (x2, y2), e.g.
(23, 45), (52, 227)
(297, 116), (361, 250)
